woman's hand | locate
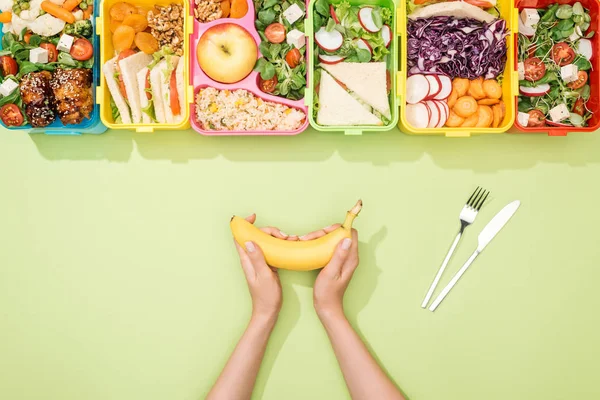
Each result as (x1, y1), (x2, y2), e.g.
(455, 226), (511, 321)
(234, 214), (292, 320)
(300, 226), (360, 321)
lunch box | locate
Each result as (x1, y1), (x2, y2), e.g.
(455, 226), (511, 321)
(97, 0), (192, 132)
(306, 0), (399, 135)
(398, 0), (599, 137)
(0, 0), (107, 135)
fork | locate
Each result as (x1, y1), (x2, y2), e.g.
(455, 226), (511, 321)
(421, 187), (490, 309)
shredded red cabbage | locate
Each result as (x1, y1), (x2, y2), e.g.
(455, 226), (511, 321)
(407, 16), (509, 79)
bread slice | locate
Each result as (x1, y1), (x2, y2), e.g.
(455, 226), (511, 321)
(162, 56), (180, 124)
(118, 52), (152, 124)
(149, 60), (166, 124)
(137, 67), (151, 124)
(103, 57), (131, 124)
(174, 58), (185, 124)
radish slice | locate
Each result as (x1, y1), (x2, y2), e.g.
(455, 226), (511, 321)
(381, 25), (391, 48)
(406, 103), (430, 129)
(426, 100), (440, 128)
(519, 84), (551, 97)
(577, 38), (593, 60)
(424, 75), (441, 100)
(356, 38), (373, 55)
(315, 27), (343, 52)
(406, 74), (430, 104)
(358, 7), (381, 33)
(518, 17), (535, 37)
(434, 75), (452, 100)
(435, 101), (449, 127)
(547, 120), (571, 127)
(318, 54), (346, 64)
(330, 4), (340, 24)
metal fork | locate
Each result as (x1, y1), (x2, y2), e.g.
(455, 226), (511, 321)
(421, 187), (490, 309)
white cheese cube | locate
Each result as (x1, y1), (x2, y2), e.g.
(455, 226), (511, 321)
(283, 3), (304, 25)
(287, 29), (305, 49)
(560, 64), (578, 83)
(549, 104), (570, 122)
(0, 79), (19, 96)
(521, 8), (540, 28)
(73, 10), (83, 21)
(517, 111), (530, 127)
(30, 47), (49, 64)
(518, 62), (525, 80)
(57, 34), (75, 53)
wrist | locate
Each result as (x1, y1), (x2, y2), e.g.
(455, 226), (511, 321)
(250, 310), (279, 328)
(315, 305), (346, 326)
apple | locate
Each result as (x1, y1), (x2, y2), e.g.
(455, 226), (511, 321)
(197, 23), (257, 84)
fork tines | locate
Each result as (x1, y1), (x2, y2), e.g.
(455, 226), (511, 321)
(467, 187), (490, 211)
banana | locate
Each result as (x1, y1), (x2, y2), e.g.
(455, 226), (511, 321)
(230, 200), (363, 271)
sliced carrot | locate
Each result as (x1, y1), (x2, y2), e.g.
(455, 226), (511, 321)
(477, 98), (500, 105)
(62, 0), (81, 12)
(453, 78), (469, 97)
(220, 0), (230, 17)
(482, 79), (502, 99)
(0, 11), (12, 23)
(453, 96), (478, 118)
(41, 1), (75, 23)
(492, 104), (502, 128)
(447, 88), (458, 108)
(476, 105), (493, 127)
(82, 4), (93, 19)
(461, 113), (479, 127)
(467, 77), (485, 100)
(445, 111), (465, 127)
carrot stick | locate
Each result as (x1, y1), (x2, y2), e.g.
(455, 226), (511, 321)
(62, 0), (82, 12)
(41, 1), (76, 23)
(0, 11), (11, 23)
(82, 4), (93, 20)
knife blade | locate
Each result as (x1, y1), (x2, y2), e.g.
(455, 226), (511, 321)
(428, 200), (521, 311)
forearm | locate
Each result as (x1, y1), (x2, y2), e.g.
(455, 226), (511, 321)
(319, 311), (404, 400)
(207, 313), (277, 400)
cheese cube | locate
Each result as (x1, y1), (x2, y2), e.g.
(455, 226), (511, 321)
(560, 64), (578, 83)
(30, 47), (49, 64)
(0, 79), (19, 97)
(549, 104), (570, 122)
(287, 29), (305, 49)
(57, 34), (74, 53)
(283, 3), (304, 25)
(517, 111), (530, 127)
(518, 62), (525, 80)
(521, 8), (540, 27)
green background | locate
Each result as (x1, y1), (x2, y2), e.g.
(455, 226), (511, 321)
(1, 128), (599, 400)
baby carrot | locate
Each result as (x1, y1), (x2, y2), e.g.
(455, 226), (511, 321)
(62, 0), (82, 12)
(41, 1), (76, 23)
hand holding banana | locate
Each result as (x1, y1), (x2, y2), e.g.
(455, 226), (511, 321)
(230, 200), (363, 271)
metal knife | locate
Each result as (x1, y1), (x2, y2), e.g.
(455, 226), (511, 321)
(428, 200), (521, 312)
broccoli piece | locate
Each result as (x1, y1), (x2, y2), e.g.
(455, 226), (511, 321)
(64, 20), (93, 38)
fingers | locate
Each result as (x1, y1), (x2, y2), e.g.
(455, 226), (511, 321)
(342, 229), (360, 277)
(259, 226), (290, 240)
(234, 240), (255, 280)
(321, 236), (353, 278)
(244, 241), (272, 276)
(244, 214), (257, 224)
(300, 224), (341, 241)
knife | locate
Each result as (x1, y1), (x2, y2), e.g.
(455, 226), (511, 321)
(428, 200), (521, 312)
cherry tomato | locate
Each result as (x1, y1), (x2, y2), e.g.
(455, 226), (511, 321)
(524, 57), (546, 81)
(40, 43), (58, 63)
(70, 38), (94, 61)
(285, 48), (302, 68)
(567, 71), (588, 89)
(116, 49), (136, 100)
(527, 44), (537, 58)
(527, 109), (546, 127)
(258, 75), (278, 93)
(572, 98), (585, 116)
(0, 104), (24, 126)
(24, 32), (32, 44)
(145, 69), (152, 100)
(551, 42), (575, 66)
(265, 23), (286, 44)
(169, 68), (180, 116)
(0, 56), (18, 76)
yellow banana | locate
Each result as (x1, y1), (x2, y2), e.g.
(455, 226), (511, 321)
(230, 200), (363, 271)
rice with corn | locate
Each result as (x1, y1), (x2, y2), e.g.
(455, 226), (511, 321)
(195, 88), (305, 131)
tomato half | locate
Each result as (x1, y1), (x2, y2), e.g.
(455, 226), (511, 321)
(169, 68), (180, 116)
(265, 23), (286, 44)
(551, 43), (575, 66)
(285, 48), (302, 68)
(572, 98), (585, 116)
(524, 57), (546, 81)
(567, 71), (588, 89)
(116, 49), (136, 100)
(0, 104), (24, 126)
(0, 56), (18, 76)
(70, 38), (94, 61)
(258, 75), (278, 93)
(145, 69), (152, 100)
(527, 109), (546, 127)
(40, 43), (58, 63)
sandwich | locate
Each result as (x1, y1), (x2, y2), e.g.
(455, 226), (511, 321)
(321, 62), (390, 119)
(103, 56), (131, 124)
(118, 52), (153, 124)
(317, 71), (382, 126)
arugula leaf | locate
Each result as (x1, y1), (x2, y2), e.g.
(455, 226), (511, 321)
(314, 0), (329, 17)
(356, 48), (371, 63)
(263, 0), (279, 8)
(258, 8), (276, 25)
(372, 8), (383, 29)
(574, 56), (591, 70)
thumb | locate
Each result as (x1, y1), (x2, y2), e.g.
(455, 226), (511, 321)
(244, 241), (271, 275)
(322, 237), (352, 278)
